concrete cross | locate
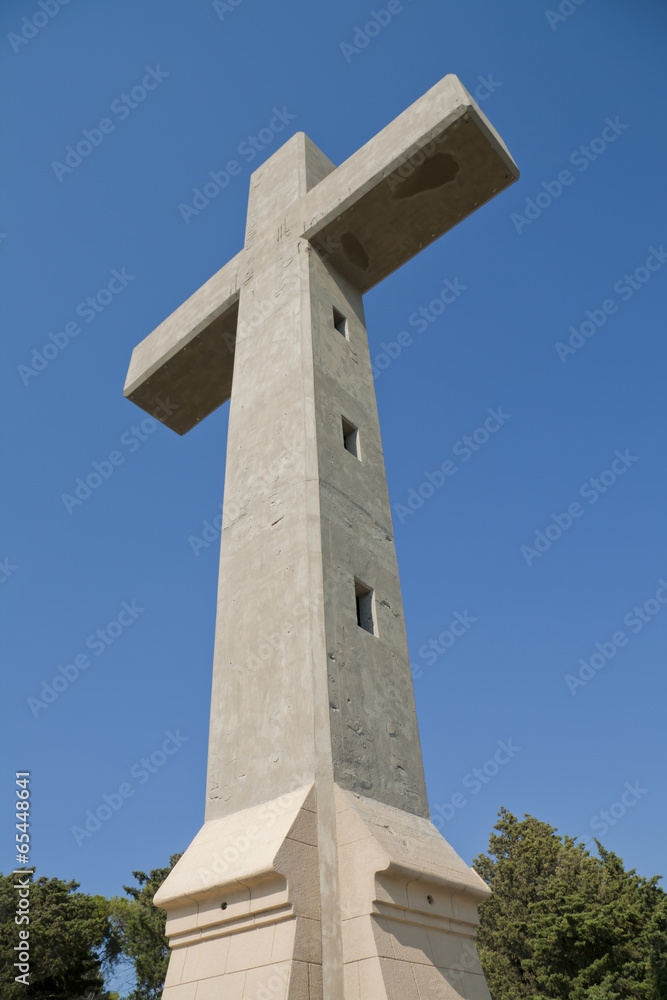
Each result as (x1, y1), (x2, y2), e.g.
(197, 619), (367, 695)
(125, 75), (518, 1000)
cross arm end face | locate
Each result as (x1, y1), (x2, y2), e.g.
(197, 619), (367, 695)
(123, 253), (242, 435)
(302, 74), (519, 293)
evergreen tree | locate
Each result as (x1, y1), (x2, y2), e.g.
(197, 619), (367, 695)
(473, 808), (667, 1000)
(0, 871), (120, 999)
(109, 854), (181, 1000)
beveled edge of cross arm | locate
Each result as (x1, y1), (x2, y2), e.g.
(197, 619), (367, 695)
(123, 249), (243, 398)
(299, 73), (519, 242)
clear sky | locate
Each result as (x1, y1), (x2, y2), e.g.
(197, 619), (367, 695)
(2, 0), (666, 952)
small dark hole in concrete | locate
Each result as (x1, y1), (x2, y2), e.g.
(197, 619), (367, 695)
(340, 232), (370, 271)
(427, 895), (434, 905)
(355, 579), (375, 634)
(221, 901), (228, 910)
(391, 153), (459, 199)
(342, 417), (360, 459)
(333, 307), (348, 337)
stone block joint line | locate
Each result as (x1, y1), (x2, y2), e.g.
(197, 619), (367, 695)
(123, 73), (518, 999)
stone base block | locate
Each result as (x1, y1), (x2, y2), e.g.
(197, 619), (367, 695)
(155, 784), (321, 999)
(154, 784), (491, 999)
(335, 786), (492, 999)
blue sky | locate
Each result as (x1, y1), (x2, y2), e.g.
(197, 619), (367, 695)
(2, 0), (666, 946)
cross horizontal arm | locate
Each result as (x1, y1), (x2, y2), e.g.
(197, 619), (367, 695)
(123, 251), (242, 434)
(301, 74), (519, 292)
(124, 75), (518, 435)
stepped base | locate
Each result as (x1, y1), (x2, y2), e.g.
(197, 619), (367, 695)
(155, 784), (491, 999)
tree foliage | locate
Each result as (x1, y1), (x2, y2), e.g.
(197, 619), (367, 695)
(4, 816), (665, 1000)
(0, 871), (120, 999)
(109, 853), (181, 1000)
(473, 808), (667, 1000)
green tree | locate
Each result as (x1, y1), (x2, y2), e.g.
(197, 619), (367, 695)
(109, 854), (181, 1000)
(0, 871), (120, 999)
(473, 808), (667, 1000)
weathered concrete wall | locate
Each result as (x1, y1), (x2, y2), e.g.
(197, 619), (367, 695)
(310, 251), (428, 817)
(204, 132), (428, 824)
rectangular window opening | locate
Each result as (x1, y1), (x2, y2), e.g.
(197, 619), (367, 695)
(342, 416), (360, 459)
(355, 579), (376, 635)
(333, 307), (348, 338)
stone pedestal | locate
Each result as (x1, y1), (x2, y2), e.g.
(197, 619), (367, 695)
(156, 785), (491, 999)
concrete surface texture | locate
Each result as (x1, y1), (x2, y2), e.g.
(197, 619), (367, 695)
(125, 74), (518, 999)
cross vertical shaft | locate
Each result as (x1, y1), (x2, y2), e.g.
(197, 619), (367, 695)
(206, 131), (428, 824)
(203, 133), (431, 995)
